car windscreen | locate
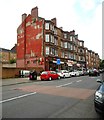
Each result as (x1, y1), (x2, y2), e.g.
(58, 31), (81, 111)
(50, 71), (56, 74)
(98, 84), (104, 93)
(41, 72), (48, 75)
(57, 71), (61, 73)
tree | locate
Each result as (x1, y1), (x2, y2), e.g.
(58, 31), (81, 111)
(9, 59), (16, 64)
(99, 59), (104, 69)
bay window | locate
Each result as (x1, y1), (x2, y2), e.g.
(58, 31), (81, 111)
(70, 36), (73, 41)
(45, 47), (49, 55)
(64, 33), (67, 39)
(45, 34), (50, 42)
(64, 42), (67, 48)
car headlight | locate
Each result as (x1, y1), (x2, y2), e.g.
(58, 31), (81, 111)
(95, 91), (102, 98)
(95, 91), (103, 103)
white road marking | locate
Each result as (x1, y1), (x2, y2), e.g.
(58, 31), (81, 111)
(56, 82), (73, 87)
(0, 92), (37, 104)
(76, 80), (82, 82)
(90, 77), (98, 78)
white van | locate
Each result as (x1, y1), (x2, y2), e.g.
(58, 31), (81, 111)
(19, 70), (30, 77)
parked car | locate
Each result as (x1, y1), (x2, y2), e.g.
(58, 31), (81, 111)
(19, 70), (30, 77)
(89, 69), (100, 76)
(69, 70), (80, 77)
(40, 71), (60, 81)
(58, 70), (71, 78)
(94, 79), (104, 115)
(77, 69), (84, 76)
(99, 69), (104, 73)
(56, 71), (64, 78)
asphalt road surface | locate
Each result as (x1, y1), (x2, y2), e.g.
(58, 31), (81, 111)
(1, 74), (104, 118)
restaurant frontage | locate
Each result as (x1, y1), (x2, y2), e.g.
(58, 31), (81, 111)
(44, 57), (85, 71)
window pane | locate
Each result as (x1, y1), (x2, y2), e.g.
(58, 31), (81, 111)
(64, 33), (67, 39)
(46, 47), (49, 55)
(80, 42), (82, 46)
(70, 36), (73, 41)
(45, 23), (49, 30)
(64, 42), (67, 48)
(45, 34), (49, 42)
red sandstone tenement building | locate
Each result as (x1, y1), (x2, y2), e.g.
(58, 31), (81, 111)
(17, 6), (100, 72)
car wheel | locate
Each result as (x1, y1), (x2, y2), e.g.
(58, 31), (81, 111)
(49, 77), (52, 81)
(63, 75), (65, 78)
(94, 107), (100, 115)
(58, 76), (61, 80)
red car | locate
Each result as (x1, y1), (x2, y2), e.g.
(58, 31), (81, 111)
(40, 71), (61, 81)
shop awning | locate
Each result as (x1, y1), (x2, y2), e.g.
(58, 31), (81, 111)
(67, 63), (73, 66)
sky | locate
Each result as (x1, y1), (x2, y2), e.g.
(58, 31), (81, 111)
(0, 0), (103, 59)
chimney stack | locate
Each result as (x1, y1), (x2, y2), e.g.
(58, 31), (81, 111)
(31, 6), (38, 18)
(22, 13), (27, 22)
(70, 30), (75, 36)
(51, 18), (57, 26)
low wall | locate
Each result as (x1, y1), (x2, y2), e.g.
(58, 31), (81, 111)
(2, 68), (22, 79)
(1, 67), (43, 79)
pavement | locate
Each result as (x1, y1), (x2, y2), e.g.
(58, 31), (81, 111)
(1, 76), (41, 86)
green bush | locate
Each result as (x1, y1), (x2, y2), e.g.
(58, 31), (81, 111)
(9, 59), (16, 64)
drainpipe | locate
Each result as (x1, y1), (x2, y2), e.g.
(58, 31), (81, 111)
(22, 14), (27, 69)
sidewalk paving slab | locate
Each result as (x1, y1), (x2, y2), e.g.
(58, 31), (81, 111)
(1, 76), (41, 86)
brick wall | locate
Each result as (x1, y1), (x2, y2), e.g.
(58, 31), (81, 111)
(2, 68), (23, 79)
(1, 67), (44, 79)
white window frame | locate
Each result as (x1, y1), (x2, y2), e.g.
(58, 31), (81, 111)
(64, 42), (67, 48)
(45, 47), (49, 55)
(54, 28), (57, 35)
(45, 34), (50, 42)
(70, 36), (73, 41)
(61, 41), (63, 47)
(70, 44), (73, 50)
(74, 54), (76, 59)
(45, 23), (49, 30)
(80, 42), (83, 46)
(50, 24), (53, 30)
(54, 38), (57, 45)
(64, 33), (67, 39)
(50, 35), (54, 43)
(73, 37), (75, 42)
(55, 49), (58, 56)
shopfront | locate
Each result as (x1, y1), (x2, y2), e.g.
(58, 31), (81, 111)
(45, 57), (66, 71)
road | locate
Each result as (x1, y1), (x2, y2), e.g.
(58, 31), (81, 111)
(1, 74), (104, 118)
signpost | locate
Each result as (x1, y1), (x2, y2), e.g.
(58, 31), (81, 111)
(57, 59), (60, 70)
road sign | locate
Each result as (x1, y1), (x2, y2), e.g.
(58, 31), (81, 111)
(57, 59), (60, 65)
